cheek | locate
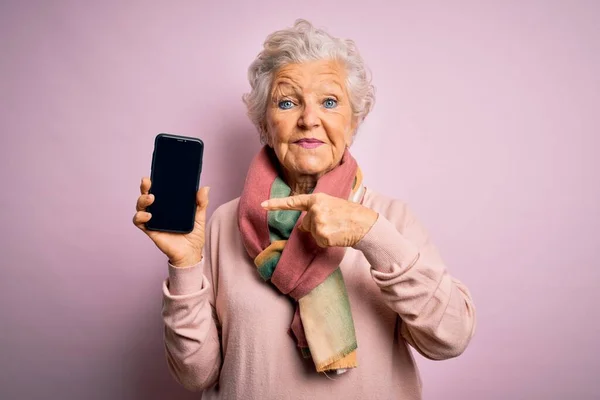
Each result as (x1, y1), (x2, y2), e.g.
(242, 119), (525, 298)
(269, 119), (285, 142)
(325, 114), (353, 145)
(268, 114), (295, 142)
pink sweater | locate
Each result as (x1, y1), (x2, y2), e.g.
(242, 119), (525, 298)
(161, 188), (476, 399)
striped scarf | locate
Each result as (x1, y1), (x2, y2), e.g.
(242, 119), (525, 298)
(238, 146), (364, 373)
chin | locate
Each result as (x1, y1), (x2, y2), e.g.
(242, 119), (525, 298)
(291, 159), (331, 176)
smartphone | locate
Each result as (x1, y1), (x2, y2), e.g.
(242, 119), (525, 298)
(145, 133), (204, 233)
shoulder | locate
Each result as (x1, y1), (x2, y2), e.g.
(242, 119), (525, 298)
(361, 188), (417, 233)
(203, 197), (240, 239)
(210, 197), (240, 221)
(361, 187), (437, 251)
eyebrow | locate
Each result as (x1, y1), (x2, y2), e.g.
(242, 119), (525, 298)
(271, 80), (300, 96)
(271, 76), (346, 98)
(272, 76), (299, 88)
(320, 81), (345, 94)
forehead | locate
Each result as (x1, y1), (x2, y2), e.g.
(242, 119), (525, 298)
(272, 60), (347, 92)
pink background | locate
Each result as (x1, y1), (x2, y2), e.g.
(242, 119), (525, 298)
(1, 1), (599, 399)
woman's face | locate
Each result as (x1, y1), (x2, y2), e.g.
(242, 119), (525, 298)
(266, 60), (356, 179)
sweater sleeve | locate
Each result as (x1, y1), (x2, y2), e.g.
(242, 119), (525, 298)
(161, 226), (222, 391)
(353, 205), (476, 360)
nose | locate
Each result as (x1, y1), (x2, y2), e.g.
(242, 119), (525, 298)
(298, 103), (320, 130)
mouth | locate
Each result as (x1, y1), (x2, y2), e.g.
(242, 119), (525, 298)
(294, 138), (325, 149)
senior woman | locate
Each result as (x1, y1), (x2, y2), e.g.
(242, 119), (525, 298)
(133, 20), (475, 399)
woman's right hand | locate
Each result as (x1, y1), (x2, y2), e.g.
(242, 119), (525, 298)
(132, 177), (210, 268)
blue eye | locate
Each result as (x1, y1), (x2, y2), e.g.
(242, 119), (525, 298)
(323, 98), (338, 109)
(278, 100), (294, 110)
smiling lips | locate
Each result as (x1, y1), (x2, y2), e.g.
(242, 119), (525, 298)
(294, 138), (324, 149)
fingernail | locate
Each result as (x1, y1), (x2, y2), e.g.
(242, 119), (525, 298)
(206, 186), (211, 194)
(261, 201), (267, 207)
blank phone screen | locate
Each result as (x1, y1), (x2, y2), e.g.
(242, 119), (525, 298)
(146, 135), (203, 233)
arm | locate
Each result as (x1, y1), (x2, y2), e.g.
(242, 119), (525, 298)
(353, 203), (476, 360)
(161, 225), (222, 391)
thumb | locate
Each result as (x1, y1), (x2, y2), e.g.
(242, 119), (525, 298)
(197, 186), (210, 211)
(298, 214), (312, 233)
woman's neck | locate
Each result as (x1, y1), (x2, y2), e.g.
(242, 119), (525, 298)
(283, 170), (323, 195)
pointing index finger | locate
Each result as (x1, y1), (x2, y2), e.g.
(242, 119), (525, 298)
(261, 194), (314, 211)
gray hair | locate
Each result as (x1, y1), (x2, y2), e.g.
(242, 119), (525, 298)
(242, 19), (376, 144)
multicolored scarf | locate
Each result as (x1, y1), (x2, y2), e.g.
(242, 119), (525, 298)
(238, 146), (365, 373)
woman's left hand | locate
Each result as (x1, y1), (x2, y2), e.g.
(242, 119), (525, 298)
(261, 193), (378, 248)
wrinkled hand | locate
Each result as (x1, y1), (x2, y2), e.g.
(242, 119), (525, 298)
(132, 177), (210, 267)
(261, 193), (378, 248)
